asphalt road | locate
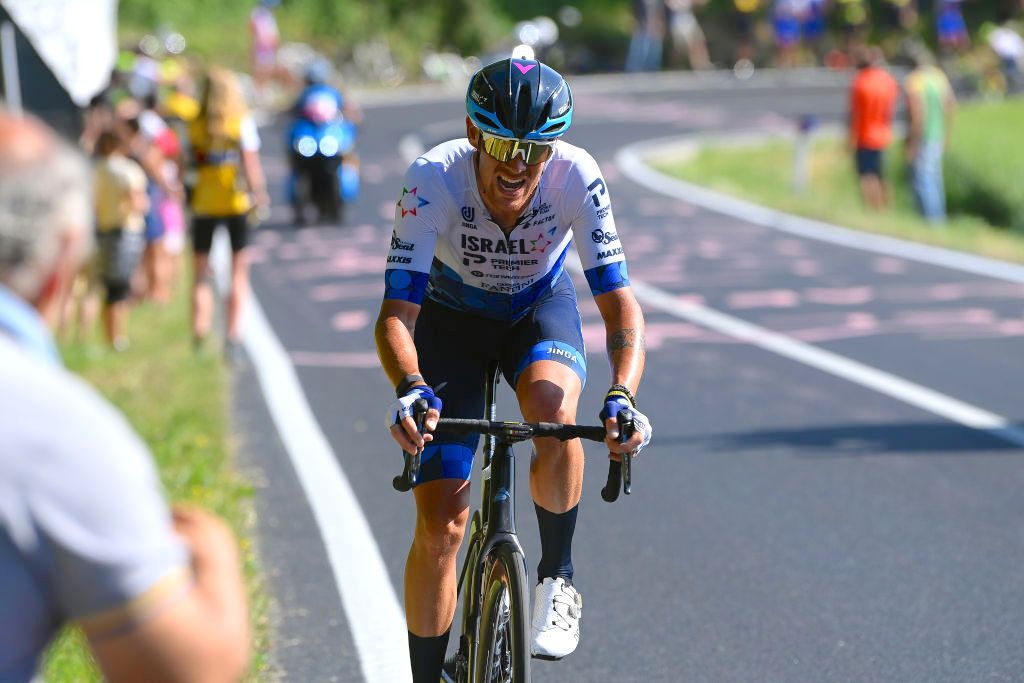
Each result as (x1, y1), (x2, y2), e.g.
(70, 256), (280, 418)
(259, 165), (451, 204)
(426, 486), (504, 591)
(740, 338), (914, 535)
(236, 70), (1024, 682)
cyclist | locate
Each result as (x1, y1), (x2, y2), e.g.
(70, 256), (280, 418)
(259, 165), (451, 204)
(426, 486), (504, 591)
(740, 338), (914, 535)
(375, 58), (653, 681)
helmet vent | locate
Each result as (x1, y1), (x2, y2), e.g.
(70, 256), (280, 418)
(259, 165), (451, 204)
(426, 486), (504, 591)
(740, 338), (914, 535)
(474, 112), (500, 131)
(515, 82), (532, 136)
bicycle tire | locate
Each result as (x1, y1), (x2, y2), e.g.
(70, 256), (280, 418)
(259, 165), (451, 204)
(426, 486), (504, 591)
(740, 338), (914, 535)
(475, 543), (531, 683)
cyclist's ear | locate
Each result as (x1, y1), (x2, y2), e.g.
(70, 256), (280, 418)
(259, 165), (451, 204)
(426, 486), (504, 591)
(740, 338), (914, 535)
(466, 117), (479, 148)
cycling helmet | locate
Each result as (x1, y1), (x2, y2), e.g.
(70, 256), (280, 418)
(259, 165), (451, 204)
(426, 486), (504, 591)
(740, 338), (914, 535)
(466, 58), (573, 141)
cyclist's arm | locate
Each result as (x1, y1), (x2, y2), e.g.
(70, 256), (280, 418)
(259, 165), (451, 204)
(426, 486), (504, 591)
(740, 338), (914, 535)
(594, 287), (646, 397)
(84, 507), (249, 683)
(375, 297), (425, 391)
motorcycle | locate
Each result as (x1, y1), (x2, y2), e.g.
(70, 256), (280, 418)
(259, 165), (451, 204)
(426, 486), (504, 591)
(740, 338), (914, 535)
(286, 88), (359, 226)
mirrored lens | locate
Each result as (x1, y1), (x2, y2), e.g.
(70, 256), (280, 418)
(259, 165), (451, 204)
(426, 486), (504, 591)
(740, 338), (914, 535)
(481, 135), (552, 165)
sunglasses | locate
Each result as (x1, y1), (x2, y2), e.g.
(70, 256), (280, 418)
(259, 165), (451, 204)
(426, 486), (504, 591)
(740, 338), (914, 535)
(479, 131), (554, 165)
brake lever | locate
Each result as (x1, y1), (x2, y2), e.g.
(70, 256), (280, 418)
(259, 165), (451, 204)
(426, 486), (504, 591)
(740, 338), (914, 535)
(392, 398), (429, 492)
(601, 408), (635, 502)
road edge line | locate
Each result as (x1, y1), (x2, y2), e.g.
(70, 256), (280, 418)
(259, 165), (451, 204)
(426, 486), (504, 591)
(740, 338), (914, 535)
(243, 294), (412, 683)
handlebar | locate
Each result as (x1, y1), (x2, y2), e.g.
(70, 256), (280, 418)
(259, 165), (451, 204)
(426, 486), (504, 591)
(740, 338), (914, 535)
(392, 400), (636, 501)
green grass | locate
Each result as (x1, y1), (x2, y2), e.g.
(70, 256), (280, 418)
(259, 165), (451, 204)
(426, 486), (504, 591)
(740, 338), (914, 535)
(41, 270), (273, 681)
(655, 99), (1024, 265)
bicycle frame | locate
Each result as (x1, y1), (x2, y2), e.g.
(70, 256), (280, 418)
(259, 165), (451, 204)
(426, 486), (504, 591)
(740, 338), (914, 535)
(453, 360), (527, 681)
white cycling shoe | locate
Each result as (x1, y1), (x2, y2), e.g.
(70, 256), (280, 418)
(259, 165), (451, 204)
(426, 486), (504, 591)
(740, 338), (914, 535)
(530, 577), (582, 660)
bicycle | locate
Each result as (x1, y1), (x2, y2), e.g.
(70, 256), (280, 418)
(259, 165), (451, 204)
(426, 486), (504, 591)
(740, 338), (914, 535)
(392, 360), (635, 683)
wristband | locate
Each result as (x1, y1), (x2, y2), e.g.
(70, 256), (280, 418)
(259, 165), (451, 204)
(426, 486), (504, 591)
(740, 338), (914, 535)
(606, 383), (636, 407)
(396, 373), (425, 398)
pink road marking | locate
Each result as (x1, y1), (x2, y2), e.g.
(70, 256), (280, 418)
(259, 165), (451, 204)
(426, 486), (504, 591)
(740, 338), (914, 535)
(727, 289), (800, 309)
(362, 163), (386, 184)
(514, 62), (536, 74)
(883, 281), (1024, 302)
(791, 259), (821, 277)
(332, 310), (372, 332)
(803, 287), (874, 306)
(380, 200), (396, 221)
(309, 281), (384, 301)
(291, 351), (382, 368)
(871, 256), (908, 275)
(845, 312), (879, 331)
(895, 308), (996, 327)
(697, 239), (724, 259)
(773, 239), (807, 257)
(254, 231), (282, 247)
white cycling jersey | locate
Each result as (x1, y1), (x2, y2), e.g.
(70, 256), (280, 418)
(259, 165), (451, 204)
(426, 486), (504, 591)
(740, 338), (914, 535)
(383, 138), (629, 320)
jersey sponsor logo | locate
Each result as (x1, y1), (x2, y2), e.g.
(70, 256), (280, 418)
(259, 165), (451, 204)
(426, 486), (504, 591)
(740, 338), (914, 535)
(471, 270), (484, 277)
(463, 252), (486, 266)
(549, 345), (580, 364)
(398, 186), (430, 218)
(597, 246), (623, 260)
(587, 178), (607, 207)
(528, 232), (553, 254)
(461, 233), (531, 255)
(387, 255), (413, 264)
(391, 231), (415, 251)
(461, 206), (475, 222)
(530, 213), (555, 227)
(591, 229), (618, 244)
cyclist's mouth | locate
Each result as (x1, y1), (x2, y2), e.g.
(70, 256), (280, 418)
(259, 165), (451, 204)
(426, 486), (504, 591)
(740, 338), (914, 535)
(496, 174), (526, 195)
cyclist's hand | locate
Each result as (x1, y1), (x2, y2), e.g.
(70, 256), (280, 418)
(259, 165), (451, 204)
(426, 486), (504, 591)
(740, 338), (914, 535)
(600, 394), (652, 460)
(386, 385), (442, 455)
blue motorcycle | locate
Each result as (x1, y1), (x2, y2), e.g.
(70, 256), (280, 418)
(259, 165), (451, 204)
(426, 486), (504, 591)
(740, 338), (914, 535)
(287, 88), (358, 226)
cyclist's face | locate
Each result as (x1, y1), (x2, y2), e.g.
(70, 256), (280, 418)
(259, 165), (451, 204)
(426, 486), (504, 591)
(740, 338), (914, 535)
(467, 119), (547, 224)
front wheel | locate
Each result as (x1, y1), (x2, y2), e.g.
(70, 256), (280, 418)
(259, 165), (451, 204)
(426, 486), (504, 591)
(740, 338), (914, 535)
(475, 543), (530, 683)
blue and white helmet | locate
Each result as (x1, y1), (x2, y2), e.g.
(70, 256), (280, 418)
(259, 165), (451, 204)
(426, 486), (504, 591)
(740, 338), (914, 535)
(466, 58), (573, 141)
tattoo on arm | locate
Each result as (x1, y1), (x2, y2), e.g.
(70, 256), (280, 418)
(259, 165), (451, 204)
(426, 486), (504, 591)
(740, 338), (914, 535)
(609, 328), (645, 352)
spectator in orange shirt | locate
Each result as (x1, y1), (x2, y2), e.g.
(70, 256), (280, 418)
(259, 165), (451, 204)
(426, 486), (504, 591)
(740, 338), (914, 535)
(848, 46), (899, 210)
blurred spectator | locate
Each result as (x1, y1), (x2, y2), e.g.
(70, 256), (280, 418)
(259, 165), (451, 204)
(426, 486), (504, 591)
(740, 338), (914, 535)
(904, 49), (956, 223)
(249, 0), (281, 96)
(802, 0), (829, 63)
(848, 46), (899, 211)
(626, 0), (666, 72)
(665, 0), (711, 70)
(732, 0), (761, 69)
(836, 0), (871, 55)
(140, 94), (186, 302)
(936, 0), (970, 55)
(773, 0), (809, 68)
(987, 13), (1024, 93)
(0, 110), (249, 683)
(93, 129), (148, 350)
(118, 116), (177, 305)
(188, 67), (269, 362)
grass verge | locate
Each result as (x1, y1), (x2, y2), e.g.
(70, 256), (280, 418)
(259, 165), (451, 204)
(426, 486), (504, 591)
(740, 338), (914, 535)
(42, 269), (272, 681)
(654, 99), (1024, 265)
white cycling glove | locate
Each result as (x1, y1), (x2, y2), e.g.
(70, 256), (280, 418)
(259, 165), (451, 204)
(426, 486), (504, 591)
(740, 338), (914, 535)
(599, 386), (652, 455)
(385, 384), (442, 429)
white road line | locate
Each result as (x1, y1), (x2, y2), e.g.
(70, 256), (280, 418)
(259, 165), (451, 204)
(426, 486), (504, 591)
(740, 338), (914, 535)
(616, 138), (1024, 284)
(629, 279), (1024, 449)
(243, 295), (412, 683)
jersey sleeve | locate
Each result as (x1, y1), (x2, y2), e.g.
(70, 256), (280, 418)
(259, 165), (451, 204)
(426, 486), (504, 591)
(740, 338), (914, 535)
(384, 158), (446, 304)
(569, 150), (630, 296)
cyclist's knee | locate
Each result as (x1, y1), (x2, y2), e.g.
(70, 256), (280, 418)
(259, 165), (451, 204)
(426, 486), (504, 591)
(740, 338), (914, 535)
(415, 505), (468, 556)
(413, 480), (469, 556)
(519, 380), (578, 424)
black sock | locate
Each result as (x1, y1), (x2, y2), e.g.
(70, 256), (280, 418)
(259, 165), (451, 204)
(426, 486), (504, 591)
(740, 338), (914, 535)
(408, 629), (451, 683)
(535, 503), (578, 584)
